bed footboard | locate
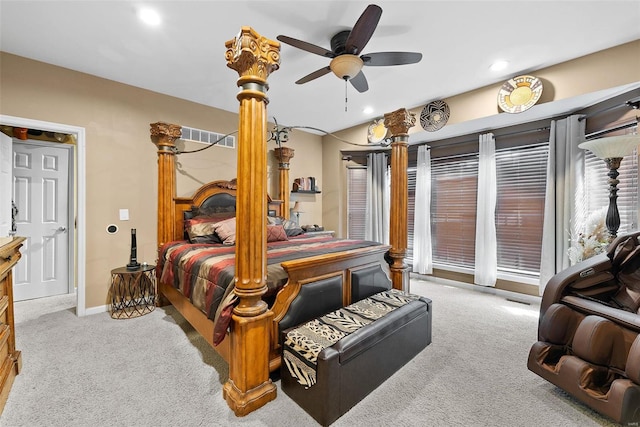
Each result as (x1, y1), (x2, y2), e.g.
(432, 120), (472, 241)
(157, 243), (390, 373)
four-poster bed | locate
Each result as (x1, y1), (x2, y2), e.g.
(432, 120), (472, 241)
(151, 27), (416, 416)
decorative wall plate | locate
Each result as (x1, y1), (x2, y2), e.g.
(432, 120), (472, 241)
(420, 100), (450, 132)
(497, 75), (543, 113)
(367, 119), (387, 143)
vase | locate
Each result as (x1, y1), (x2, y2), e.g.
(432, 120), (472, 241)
(13, 127), (28, 140)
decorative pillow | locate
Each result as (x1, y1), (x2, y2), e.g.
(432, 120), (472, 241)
(281, 218), (304, 237)
(184, 217), (224, 244)
(267, 224), (288, 242)
(266, 216), (284, 226)
(214, 217), (237, 245)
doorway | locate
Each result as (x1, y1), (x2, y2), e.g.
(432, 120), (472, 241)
(12, 141), (71, 301)
(0, 115), (86, 316)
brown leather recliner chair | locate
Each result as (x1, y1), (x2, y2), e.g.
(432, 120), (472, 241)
(528, 231), (640, 425)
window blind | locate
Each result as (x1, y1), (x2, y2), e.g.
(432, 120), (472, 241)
(346, 167), (367, 239)
(407, 167), (416, 264)
(495, 143), (549, 275)
(430, 153), (478, 269)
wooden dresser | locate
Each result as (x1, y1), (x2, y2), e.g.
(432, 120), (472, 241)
(0, 237), (24, 414)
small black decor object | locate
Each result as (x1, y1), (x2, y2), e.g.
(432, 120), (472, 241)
(126, 228), (141, 270)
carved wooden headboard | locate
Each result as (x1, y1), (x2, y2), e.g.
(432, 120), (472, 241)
(173, 179), (238, 242)
(172, 179), (282, 242)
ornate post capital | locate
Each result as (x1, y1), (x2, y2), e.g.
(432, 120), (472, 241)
(383, 108), (416, 138)
(150, 122), (181, 149)
(225, 27), (280, 87)
(274, 146), (295, 168)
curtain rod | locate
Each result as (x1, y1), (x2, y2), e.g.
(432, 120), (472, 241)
(418, 117), (637, 150)
(578, 97), (640, 121)
(417, 125), (550, 150)
(585, 118), (638, 139)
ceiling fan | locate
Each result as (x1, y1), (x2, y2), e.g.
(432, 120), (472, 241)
(277, 4), (422, 93)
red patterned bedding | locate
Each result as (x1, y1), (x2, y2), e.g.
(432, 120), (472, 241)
(158, 235), (381, 344)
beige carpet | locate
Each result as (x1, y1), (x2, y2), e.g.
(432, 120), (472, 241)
(0, 279), (619, 427)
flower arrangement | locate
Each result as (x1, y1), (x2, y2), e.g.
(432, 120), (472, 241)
(568, 207), (610, 265)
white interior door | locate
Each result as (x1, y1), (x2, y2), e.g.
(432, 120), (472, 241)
(12, 142), (70, 301)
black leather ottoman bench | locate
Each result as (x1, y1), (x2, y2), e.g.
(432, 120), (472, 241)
(281, 289), (432, 426)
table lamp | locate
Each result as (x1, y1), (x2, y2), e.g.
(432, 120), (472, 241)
(292, 202), (304, 226)
(578, 134), (640, 239)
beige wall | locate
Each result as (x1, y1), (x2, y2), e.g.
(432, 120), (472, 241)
(269, 129), (325, 227)
(0, 52), (323, 310)
(322, 40), (640, 237)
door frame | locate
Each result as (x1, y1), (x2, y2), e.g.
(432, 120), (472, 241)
(0, 115), (86, 316)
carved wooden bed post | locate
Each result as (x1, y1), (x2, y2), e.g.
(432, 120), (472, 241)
(150, 122), (182, 249)
(384, 108), (416, 291)
(223, 27), (279, 416)
(274, 146), (294, 219)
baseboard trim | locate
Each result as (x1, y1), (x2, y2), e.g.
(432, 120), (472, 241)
(84, 304), (109, 316)
(410, 273), (541, 306)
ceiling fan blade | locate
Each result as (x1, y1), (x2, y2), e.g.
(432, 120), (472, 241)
(344, 4), (382, 55)
(295, 66), (332, 84)
(362, 52), (423, 66)
(276, 35), (335, 58)
(349, 71), (369, 93)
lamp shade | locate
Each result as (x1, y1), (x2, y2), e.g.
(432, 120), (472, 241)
(292, 201), (304, 213)
(329, 55), (364, 80)
(578, 135), (640, 159)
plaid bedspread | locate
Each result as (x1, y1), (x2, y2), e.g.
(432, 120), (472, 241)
(157, 235), (381, 345)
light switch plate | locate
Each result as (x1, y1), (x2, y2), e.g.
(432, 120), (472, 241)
(119, 209), (129, 221)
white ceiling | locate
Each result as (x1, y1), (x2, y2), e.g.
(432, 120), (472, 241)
(1, 1), (639, 134)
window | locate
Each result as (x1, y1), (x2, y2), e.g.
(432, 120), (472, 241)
(406, 144), (548, 277)
(356, 127), (636, 280)
(495, 143), (549, 275)
(430, 153), (478, 270)
(584, 128), (638, 234)
(346, 167), (367, 239)
(180, 126), (236, 148)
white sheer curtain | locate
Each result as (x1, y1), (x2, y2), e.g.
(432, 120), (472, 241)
(474, 133), (497, 286)
(539, 115), (585, 294)
(365, 152), (390, 244)
(413, 145), (433, 274)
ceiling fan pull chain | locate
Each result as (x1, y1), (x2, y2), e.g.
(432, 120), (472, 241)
(344, 78), (348, 112)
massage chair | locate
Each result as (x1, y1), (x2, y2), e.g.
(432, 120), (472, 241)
(528, 231), (640, 424)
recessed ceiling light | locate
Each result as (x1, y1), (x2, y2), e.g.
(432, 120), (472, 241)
(490, 60), (509, 72)
(363, 106), (374, 114)
(138, 8), (161, 26)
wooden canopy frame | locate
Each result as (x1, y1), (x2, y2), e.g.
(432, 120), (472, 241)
(150, 27), (415, 416)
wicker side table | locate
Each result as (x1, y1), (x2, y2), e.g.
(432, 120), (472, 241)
(109, 264), (156, 319)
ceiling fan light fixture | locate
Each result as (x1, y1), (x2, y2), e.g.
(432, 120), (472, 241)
(329, 55), (363, 80)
